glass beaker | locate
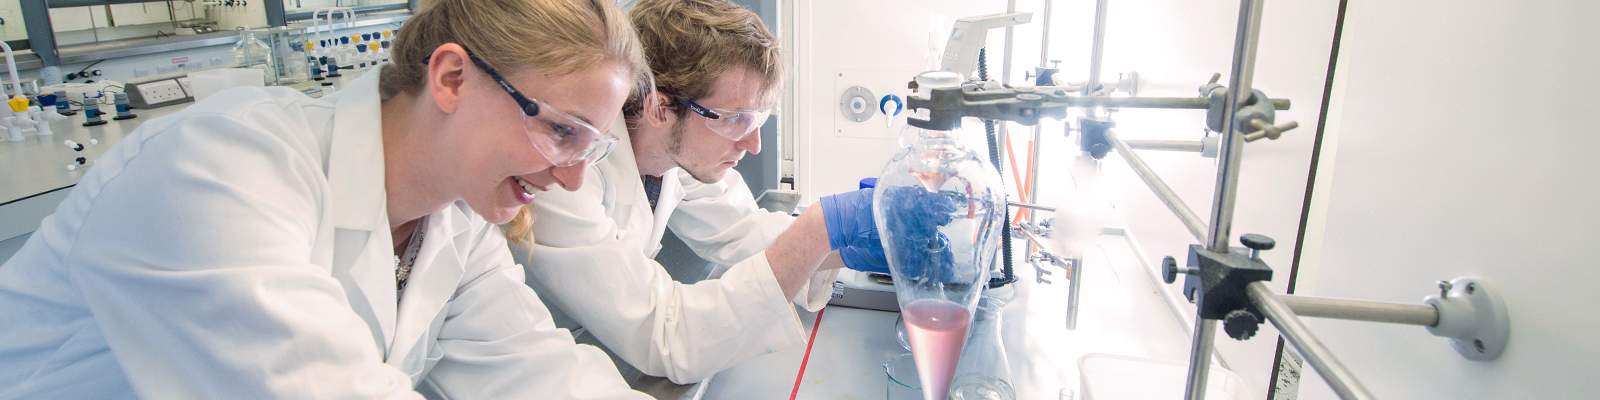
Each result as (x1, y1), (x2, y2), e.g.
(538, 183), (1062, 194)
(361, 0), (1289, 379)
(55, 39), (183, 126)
(884, 353), (925, 400)
(895, 314), (911, 352)
(232, 31), (279, 85)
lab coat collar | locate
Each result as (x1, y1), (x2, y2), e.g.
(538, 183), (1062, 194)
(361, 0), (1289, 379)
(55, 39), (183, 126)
(388, 202), (469, 365)
(327, 69), (388, 232)
(322, 68), (478, 363)
(609, 117), (680, 255)
(323, 68), (401, 354)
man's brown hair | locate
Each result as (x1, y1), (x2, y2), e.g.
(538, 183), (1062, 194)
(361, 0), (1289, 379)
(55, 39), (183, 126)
(624, 0), (783, 120)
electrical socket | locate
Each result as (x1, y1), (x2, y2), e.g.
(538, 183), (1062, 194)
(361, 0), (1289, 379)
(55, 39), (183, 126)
(142, 80), (186, 104)
(126, 78), (192, 109)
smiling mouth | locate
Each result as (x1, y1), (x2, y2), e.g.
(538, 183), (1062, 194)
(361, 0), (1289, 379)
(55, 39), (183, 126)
(514, 177), (541, 196)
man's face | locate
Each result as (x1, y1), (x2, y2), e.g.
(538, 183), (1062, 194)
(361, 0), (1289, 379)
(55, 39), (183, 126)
(667, 65), (773, 183)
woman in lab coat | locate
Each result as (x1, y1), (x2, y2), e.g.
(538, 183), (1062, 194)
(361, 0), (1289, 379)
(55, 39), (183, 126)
(0, 0), (654, 398)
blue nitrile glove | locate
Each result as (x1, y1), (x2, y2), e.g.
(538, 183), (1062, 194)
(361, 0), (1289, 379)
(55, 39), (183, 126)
(877, 186), (970, 283)
(819, 188), (875, 250)
(840, 177), (889, 273)
(838, 229), (888, 273)
(819, 188), (890, 273)
(820, 183), (987, 283)
(819, 187), (896, 272)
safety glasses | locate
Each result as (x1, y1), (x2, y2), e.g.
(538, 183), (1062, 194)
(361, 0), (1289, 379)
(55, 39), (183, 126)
(673, 96), (771, 142)
(465, 51), (616, 167)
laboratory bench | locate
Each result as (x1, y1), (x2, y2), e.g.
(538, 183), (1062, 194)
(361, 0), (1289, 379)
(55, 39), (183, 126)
(626, 188), (1254, 399)
(0, 74), (356, 260)
(0, 72), (1249, 399)
(0, 98), (182, 256)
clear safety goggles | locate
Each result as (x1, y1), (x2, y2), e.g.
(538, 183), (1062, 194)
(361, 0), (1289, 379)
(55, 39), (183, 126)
(466, 52), (616, 167)
(673, 96), (772, 141)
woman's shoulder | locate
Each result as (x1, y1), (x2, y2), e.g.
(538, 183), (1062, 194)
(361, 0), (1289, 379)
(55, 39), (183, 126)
(128, 87), (335, 164)
(188, 86), (329, 113)
(72, 86), (337, 214)
(178, 86), (333, 132)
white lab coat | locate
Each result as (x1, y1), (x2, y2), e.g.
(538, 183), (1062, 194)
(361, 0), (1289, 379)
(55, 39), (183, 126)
(526, 118), (840, 384)
(0, 70), (645, 399)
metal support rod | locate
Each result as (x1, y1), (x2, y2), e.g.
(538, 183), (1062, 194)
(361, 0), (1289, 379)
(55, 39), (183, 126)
(1025, 123), (1044, 271)
(1027, 130), (1043, 213)
(1064, 256), (1083, 330)
(1084, 0), (1109, 95)
(1077, 95), (1289, 110)
(1016, 226), (1081, 330)
(1124, 139), (1204, 153)
(1249, 282), (1377, 399)
(1207, 0), (1265, 253)
(1187, 1), (1266, 398)
(951, 93), (1290, 110)
(1185, 319), (1220, 400)
(1025, 0), (1052, 295)
(1015, 224), (1050, 254)
(1002, 0), (1017, 84)
(1281, 295), (1440, 327)
(1107, 130), (1209, 242)
(1039, 0), (1053, 70)
(1007, 201), (1057, 212)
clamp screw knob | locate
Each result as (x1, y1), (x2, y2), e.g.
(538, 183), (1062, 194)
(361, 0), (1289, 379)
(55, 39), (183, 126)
(1223, 309), (1262, 340)
(1241, 233), (1276, 260)
(1162, 256), (1180, 284)
(1240, 234), (1276, 251)
(1162, 256), (1198, 285)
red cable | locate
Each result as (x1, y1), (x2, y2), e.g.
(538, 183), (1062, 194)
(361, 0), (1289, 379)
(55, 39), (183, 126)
(788, 307), (827, 400)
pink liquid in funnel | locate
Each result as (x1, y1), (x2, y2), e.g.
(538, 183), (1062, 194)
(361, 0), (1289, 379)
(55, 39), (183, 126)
(903, 298), (972, 400)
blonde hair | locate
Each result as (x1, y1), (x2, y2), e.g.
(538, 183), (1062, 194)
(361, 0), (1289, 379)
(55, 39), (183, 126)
(623, 0), (782, 121)
(381, 0), (651, 247)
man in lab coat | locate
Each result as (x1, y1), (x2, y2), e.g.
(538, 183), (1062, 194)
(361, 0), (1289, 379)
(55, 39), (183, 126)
(524, 0), (883, 384)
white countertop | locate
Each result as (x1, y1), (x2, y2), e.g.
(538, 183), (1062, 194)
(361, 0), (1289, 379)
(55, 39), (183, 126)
(685, 149), (1249, 399)
(0, 76), (351, 245)
(685, 229), (1226, 399)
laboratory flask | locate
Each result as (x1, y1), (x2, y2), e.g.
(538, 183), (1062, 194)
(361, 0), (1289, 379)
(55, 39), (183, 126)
(949, 293), (1015, 400)
(873, 126), (1005, 400)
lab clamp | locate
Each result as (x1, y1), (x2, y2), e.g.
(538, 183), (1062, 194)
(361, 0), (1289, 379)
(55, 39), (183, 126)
(912, 1), (1510, 399)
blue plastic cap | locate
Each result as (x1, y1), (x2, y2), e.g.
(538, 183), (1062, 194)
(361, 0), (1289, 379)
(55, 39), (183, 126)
(339, 37), (350, 45)
(859, 177), (878, 189)
(362, 33), (372, 41)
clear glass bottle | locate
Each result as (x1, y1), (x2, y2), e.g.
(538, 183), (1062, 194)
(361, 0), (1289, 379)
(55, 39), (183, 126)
(949, 293), (1016, 400)
(273, 33), (307, 83)
(232, 31), (279, 85)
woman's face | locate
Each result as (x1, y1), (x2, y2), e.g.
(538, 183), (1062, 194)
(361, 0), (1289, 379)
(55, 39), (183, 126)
(449, 61), (630, 225)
